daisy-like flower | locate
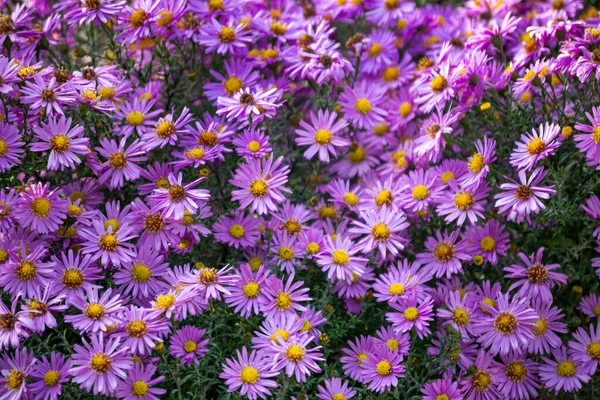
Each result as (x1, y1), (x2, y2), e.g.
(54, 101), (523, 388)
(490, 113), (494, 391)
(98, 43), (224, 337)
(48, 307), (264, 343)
(539, 346), (590, 395)
(461, 136), (497, 189)
(31, 116), (89, 171)
(460, 349), (501, 400)
(205, 58), (259, 100)
(180, 265), (238, 302)
(0, 348), (36, 400)
(0, 56), (19, 94)
(295, 109), (349, 163)
(316, 235), (367, 282)
(198, 18), (253, 55)
(70, 333), (132, 396)
(372, 261), (423, 304)
(504, 247), (567, 303)
(113, 306), (171, 356)
(436, 182), (489, 226)
(316, 377), (356, 400)
(114, 98), (163, 138)
(400, 168), (444, 213)
(350, 207), (409, 258)
(65, 287), (123, 333)
(494, 167), (556, 223)
(510, 122), (561, 171)
(473, 293), (538, 356)
(526, 297), (565, 353)
(462, 220), (510, 266)
(79, 219), (137, 266)
(340, 335), (377, 383)
(217, 86), (282, 122)
(259, 274), (311, 318)
(225, 264), (270, 318)
(149, 172), (209, 219)
(230, 155), (291, 215)
(574, 105), (600, 168)
(115, 364), (166, 400)
(213, 212), (260, 249)
(220, 348), (279, 400)
(29, 352), (70, 400)
(113, 246), (169, 301)
(437, 290), (474, 339)
(387, 295), (434, 339)
(251, 313), (303, 350)
(415, 63), (456, 113)
(0, 295), (34, 351)
(365, 0), (414, 26)
(421, 375), (462, 400)
(413, 107), (459, 161)
(0, 123), (25, 172)
(579, 294), (600, 319)
(66, 0), (126, 25)
(14, 182), (67, 235)
(270, 231), (303, 273)
(141, 106), (193, 149)
(20, 76), (76, 116)
(360, 28), (399, 74)
(50, 249), (102, 304)
(569, 322), (600, 375)
(0, 243), (54, 299)
(271, 334), (324, 382)
(115, 0), (159, 45)
(169, 326), (209, 367)
(491, 352), (540, 400)
(232, 128), (272, 158)
(96, 138), (148, 190)
(417, 230), (470, 279)
(362, 347), (405, 393)
(338, 80), (386, 129)
(22, 286), (67, 333)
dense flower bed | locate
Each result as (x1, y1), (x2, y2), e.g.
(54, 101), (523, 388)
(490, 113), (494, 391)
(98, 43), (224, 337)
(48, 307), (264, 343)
(2, 0), (600, 399)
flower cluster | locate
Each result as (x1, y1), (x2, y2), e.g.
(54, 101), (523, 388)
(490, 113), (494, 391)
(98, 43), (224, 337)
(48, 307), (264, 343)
(1, 0), (600, 399)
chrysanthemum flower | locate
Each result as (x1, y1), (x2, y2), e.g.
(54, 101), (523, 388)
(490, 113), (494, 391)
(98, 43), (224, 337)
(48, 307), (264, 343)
(259, 274), (311, 318)
(270, 231), (304, 274)
(316, 377), (356, 400)
(340, 335), (377, 383)
(198, 18), (253, 55)
(31, 116), (89, 171)
(49, 249), (102, 304)
(539, 346), (590, 395)
(217, 86), (282, 122)
(70, 333), (132, 395)
(22, 285), (67, 333)
(387, 295), (434, 339)
(360, 28), (399, 74)
(230, 155), (291, 215)
(150, 172), (209, 220)
(251, 313), (303, 351)
(113, 246), (169, 301)
(14, 182), (67, 235)
(141, 106), (193, 149)
(437, 290), (475, 339)
(0, 296), (34, 350)
(362, 347), (405, 393)
(96, 138), (148, 190)
(436, 182), (489, 226)
(113, 306), (171, 356)
(214, 212), (260, 249)
(21, 75), (76, 116)
(494, 167), (555, 223)
(169, 326), (209, 367)
(461, 136), (497, 189)
(417, 230), (470, 279)
(400, 168), (443, 212)
(421, 375), (462, 400)
(271, 334), (324, 382)
(0, 242), (54, 299)
(79, 219), (137, 266)
(205, 58), (260, 100)
(225, 264), (270, 318)
(316, 235), (367, 282)
(510, 122), (561, 171)
(413, 107), (459, 161)
(65, 287), (124, 333)
(504, 247), (567, 303)
(350, 207), (409, 258)
(295, 109), (349, 163)
(219, 347), (279, 400)
(528, 297), (567, 355)
(473, 293), (538, 355)
(568, 322), (600, 375)
(231, 128), (272, 158)
(491, 351), (540, 400)
(0, 348), (36, 400)
(29, 351), (70, 400)
(459, 348), (501, 400)
(331, 139), (381, 178)
(462, 220), (510, 267)
(338, 80), (386, 129)
(415, 63), (456, 113)
(115, 364), (166, 400)
(115, 0), (159, 45)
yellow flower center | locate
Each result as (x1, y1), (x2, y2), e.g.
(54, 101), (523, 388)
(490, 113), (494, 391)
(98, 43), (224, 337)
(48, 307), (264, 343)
(399, 102), (412, 117)
(31, 198), (51, 218)
(371, 223), (391, 241)
(368, 42), (382, 57)
(556, 361), (576, 377)
(43, 370), (60, 387)
(282, 219), (301, 235)
(62, 269), (83, 288)
(314, 129), (332, 145)
(472, 370), (492, 392)
(5, 370), (24, 390)
(354, 98), (372, 114)
(468, 153), (485, 173)
(156, 10), (173, 26)
(527, 137), (546, 155)
(276, 292), (292, 310)
(127, 321), (148, 337)
(247, 141), (261, 152)
(433, 242), (455, 262)
(278, 246), (294, 261)
(184, 341), (197, 353)
(219, 27), (236, 43)
(86, 303), (105, 320)
(527, 264), (548, 284)
(441, 171), (455, 184)
(131, 263), (152, 283)
(271, 22), (287, 35)
(144, 213), (164, 233)
(248, 257), (261, 271)
(480, 298), (496, 314)
(249, 180), (268, 197)
(90, 353), (112, 374)
(306, 242), (320, 254)
(99, 86), (116, 100)
(99, 234), (118, 251)
(592, 126), (600, 144)
(332, 249), (349, 265)
(199, 268), (216, 284)
(494, 312), (518, 335)
(50, 135), (70, 153)
(0, 138), (7, 156)
(383, 66), (399, 82)
(132, 380), (149, 396)
(404, 307), (419, 321)
(430, 75), (448, 92)
(375, 190), (392, 206)
(109, 152), (127, 170)
(0, 249), (7, 262)
(156, 121), (176, 139)
(240, 366), (260, 384)
(343, 192), (359, 206)
(587, 342), (600, 359)
(348, 146), (366, 163)
(270, 329), (289, 342)
(506, 361), (528, 382)
(356, 352), (368, 365)
(386, 339), (399, 351)
(168, 185), (186, 202)
(454, 192), (474, 210)
(452, 308), (470, 326)
(332, 394), (347, 400)
(155, 294), (175, 309)
(480, 236), (496, 252)
(224, 77), (243, 95)
(130, 9), (148, 27)
(229, 224), (245, 239)
(412, 185), (429, 200)
(16, 261), (36, 281)
(436, 395), (450, 400)
(373, 122), (387, 136)
(243, 282), (259, 298)
(389, 283), (405, 295)
(376, 360), (392, 376)
(126, 111), (145, 126)
(286, 345), (305, 362)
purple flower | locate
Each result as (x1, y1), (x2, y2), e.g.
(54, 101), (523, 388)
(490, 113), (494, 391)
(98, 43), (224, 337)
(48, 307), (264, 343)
(49, 249), (102, 304)
(494, 167), (555, 223)
(230, 155), (291, 215)
(491, 351), (540, 400)
(113, 306), (171, 356)
(436, 182), (489, 226)
(421, 375), (462, 400)
(205, 58), (259, 100)
(169, 326), (209, 367)
(460, 349), (501, 400)
(115, 0), (159, 45)
(574, 105), (600, 168)
(510, 122), (561, 171)
(79, 219), (137, 266)
(271, 334), (323, 382)
(399, 168), (444, 212)
(362, 347), (405, 393)
(214, 212), (261, 249)
(231, 128), (272, 158)
(539, 346), (590, 395)
(461, 136), (497, 189)
(0, 243), (54, 299)
(198, 18), (253, 55)
(387, 295), (434, 339)
(0, 348), (36, 400)
(29, 352), (71, 400)
(0, 296), (34, 351)
(360, 28), (398, 74)
(141, 106), (193, 149)
(224, 264), (270, 318)
(316, 235), (367, 282)
(31, 116), (89, 171)
(65, 287), (124, 333)
(96, 138), (148, 190)
(316, 377), (356, 400)
(115, 364), (166, 400)
(20, 76), (76, 116)
(0, 123), (24, 172)
(568, 322), (600, 375)
(417, 230), (470, 279)
(149, 172), (209, 219)
(340, 335), (377, 382)
(217, 86), (282, 122)
(70, 333), (132, 395)
(259, 273), (311, 318)
(437, 290), (475, 340)
(338, 80), (386, 129)
(295, 109), (349, 163)
(66, 0), (126, 25)
(14, 182), (67, 235)
(462, 220), (509, 266)
(219, 347), (278, 400)
(528, 297), (568, 355)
